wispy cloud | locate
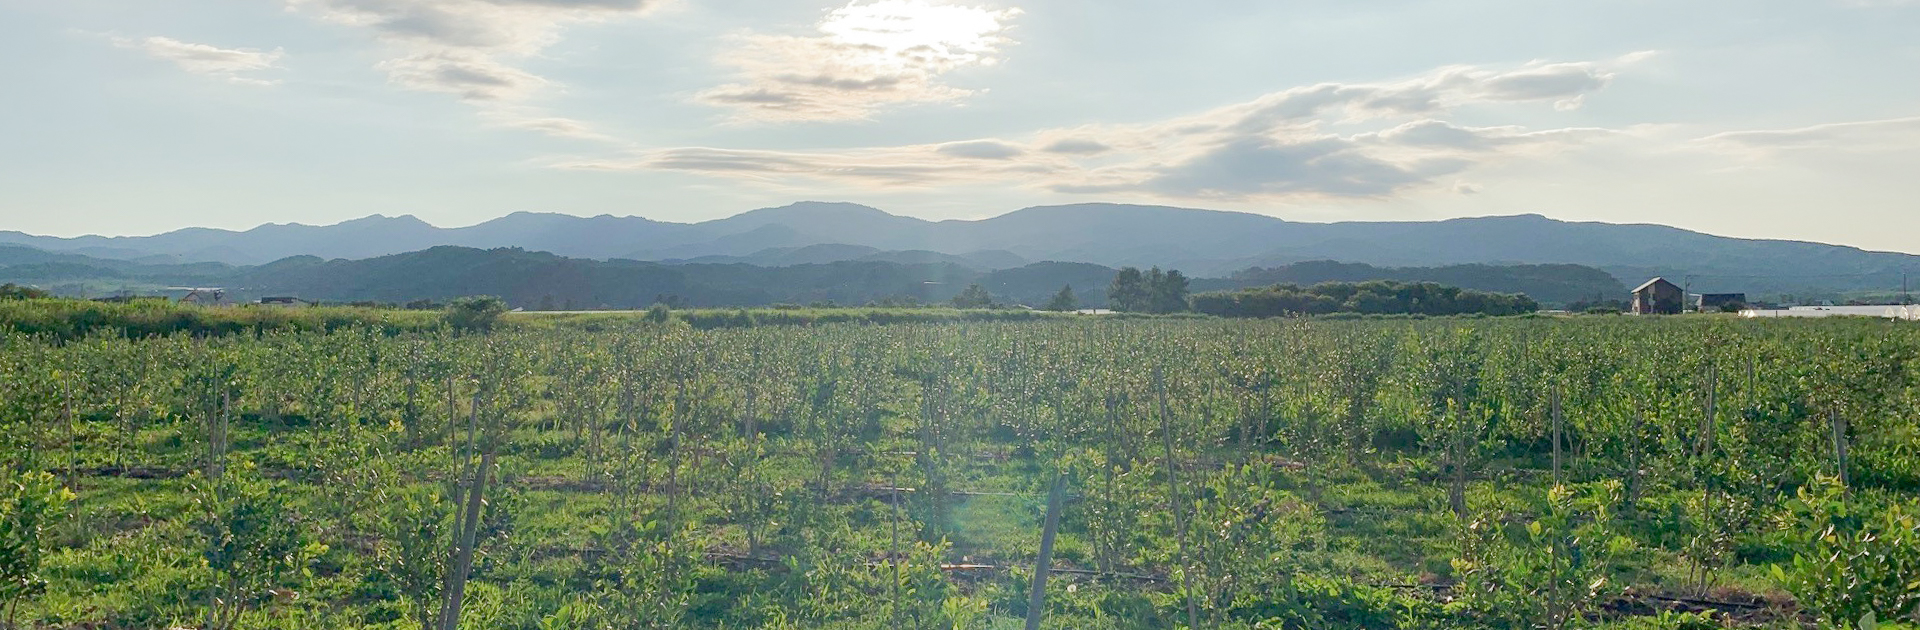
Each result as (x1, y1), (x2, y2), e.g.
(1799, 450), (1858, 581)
(114, 36), (285, 85)
(696, 0), (1022, 122)
(286, 0), (664, 139)
(1701, 116), (1920, 154)
(564, 55), (1638, 200)
(286, 0), (662, 59)
(481, 111), (617, 142)
(375, 52), (546, 101)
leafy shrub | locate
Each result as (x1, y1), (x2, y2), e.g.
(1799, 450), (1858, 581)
(1774, 479), (1920, 625)
(193, 470), (326, 630)
(444, 296), (509, 332)
(1453, 484), (1620, 630)
(0, 284), (50, 301)
(0, 470), (73, 626)
(644, 303), (672, 324)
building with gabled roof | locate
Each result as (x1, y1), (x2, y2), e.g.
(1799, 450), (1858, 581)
(1632, 277), (1683, 315)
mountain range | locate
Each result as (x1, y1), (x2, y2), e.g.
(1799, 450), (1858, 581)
(5, 201), (1916, 297)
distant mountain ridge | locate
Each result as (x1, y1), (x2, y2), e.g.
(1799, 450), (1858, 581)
(6, 202), (1917, 294)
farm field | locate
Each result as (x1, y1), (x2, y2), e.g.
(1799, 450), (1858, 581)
(2, 316), (1917, 629)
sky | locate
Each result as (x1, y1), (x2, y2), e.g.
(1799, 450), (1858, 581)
(1, 0), (1917, 253)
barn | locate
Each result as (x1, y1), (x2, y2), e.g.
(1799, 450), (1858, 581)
(1632, 278), (1683, 315)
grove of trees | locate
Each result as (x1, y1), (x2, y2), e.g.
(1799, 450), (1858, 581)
(1107, 267), (1190, 313)
(1191, 280), (1541, 318)
(0, 314), (1916, 628)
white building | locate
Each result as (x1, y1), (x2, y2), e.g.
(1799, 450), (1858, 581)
(1741, 305), (1920, 320)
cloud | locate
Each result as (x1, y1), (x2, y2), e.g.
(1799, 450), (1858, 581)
(287, 0), (659, 55)
(1363, 119), (1615, 152)
(558, 145), (1059, 186)
(1700, 116), (1920, 153)
(1139, 137), (1440, 198)
(1369, 120), (1498, 150)
(479, 110), (615, 141)
(1212, 55), (1641, 135)
(376, 51), (546, 100)
(695, 0), (1022, 121)
(937, 140), (1023, 159)
(285, 0), (666, 141)
(1476, 62), (1611, 104)
(1041, 138), (1112, 155)
(565, 55), (1635, 199)
(114, 36), (285, 85)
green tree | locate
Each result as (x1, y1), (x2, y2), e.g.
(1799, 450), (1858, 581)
(443, 296), (508, 332)
(1149, 268), (1191, 313)
(1044, 285), (1078, 312)
(1108, 267), (1148, 312)
(951, 283), (994, 309)
(1776, 479), (1920, 625)
(0, 470), (72, 628)
(376, 486), (452, 630)
(644, 302), (672, 324)
(194, 471), (325, 630)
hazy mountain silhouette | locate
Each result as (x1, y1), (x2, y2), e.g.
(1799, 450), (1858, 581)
(5, 201), (1916, 294)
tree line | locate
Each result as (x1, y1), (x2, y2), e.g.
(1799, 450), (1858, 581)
(1190, 280), (1540, 317)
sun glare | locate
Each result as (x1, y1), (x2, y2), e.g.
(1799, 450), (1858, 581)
(820, 0), (1021, 70)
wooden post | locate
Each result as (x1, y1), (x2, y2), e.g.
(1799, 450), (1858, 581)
(1154, 369), (1202, 630)
(1550, 384), (1563, 486)
(746, 383), (764, 558)
(890, 472), (902, 628)
(1700, 362), (1717, 459)
(1745, 355), (1756, 413)
(1449, 435), (1467, 520)
(1830, 409), (1850, 488)
(1024, 472), (1068, 630)
(207, 389), (229, 482)
(63, 381), (77, 488)
(444, 375), (457, 449)
(1627, 406), (1644, 513)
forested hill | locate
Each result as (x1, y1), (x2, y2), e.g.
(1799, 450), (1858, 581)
(240, 248), (983, 309)
(3, 245), (1625, 308)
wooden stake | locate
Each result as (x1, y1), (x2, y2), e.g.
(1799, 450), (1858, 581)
(890, 472), (902, 628)
(1550, 383), (1563, 485)
(1154, 368), (1202, 630)
(1700, 362), (1717, 460)
(1627, 405), (1644, 513)
(1830, 409), (1850, 489)
(1025, 472), (1068, 630)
